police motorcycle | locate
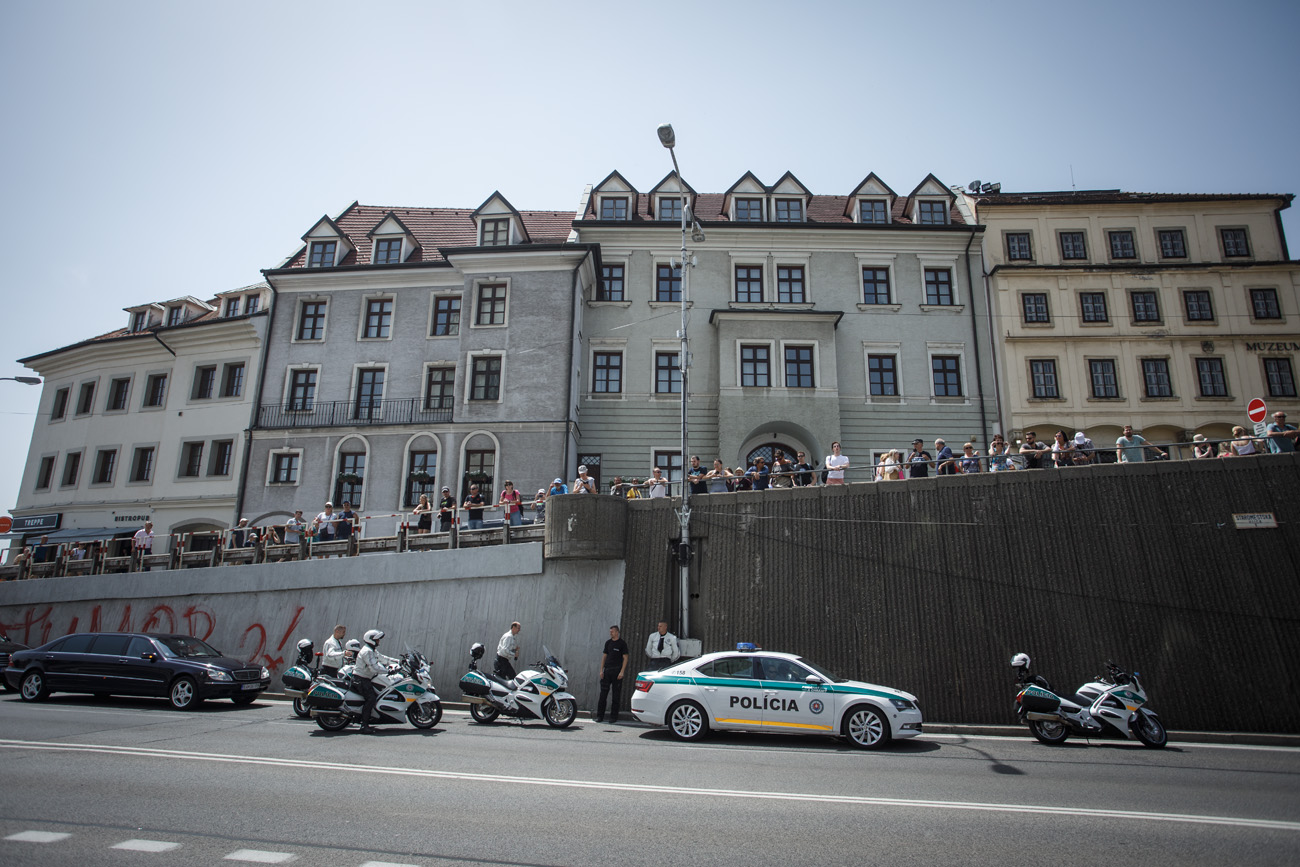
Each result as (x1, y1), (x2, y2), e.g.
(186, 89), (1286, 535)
(304, 643), (443, 732)
(1011, 652), (1167, 749)
(281, 638), (359, 719)
(458, 642), (578, 728)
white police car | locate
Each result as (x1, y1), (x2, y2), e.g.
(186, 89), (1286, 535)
(631, 644), (922, 749)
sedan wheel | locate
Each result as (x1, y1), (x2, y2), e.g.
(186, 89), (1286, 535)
(19, 670), (49, 702)
(667, 700), (708, 741)
(844, 705), (891, 749)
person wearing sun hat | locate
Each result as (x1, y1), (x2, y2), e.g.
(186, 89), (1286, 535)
(1072, 431), (1096, 465)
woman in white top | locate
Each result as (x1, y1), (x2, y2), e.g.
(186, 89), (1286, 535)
(1230, 426), (1258, 456)
(824, 441), (849, 485)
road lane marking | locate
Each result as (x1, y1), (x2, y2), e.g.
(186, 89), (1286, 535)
(358, 862), (421, 867)
(1, 738), (1297, 833)
(6, 830), (71, 843)
(224, 849), (297, 863)
(112, 839), (182, 852)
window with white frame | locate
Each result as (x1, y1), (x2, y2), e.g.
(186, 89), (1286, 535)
(1265, 357), (1296, 397)
(354, 368), (385, 419)
(774, 199), (803, 222)
(932, 355), (962, 397)
(270, 451), (299, 484)
(223, 298), (240, 317)
(655, 351), (680, 393)
(475, 283), (507, 326)
(862, 268), (891, 304)
(592, 351), (623, 394)
(131, 446), (155, 482)
(1196, 357), (1228, 397)
(784, 346), (814, 388)
(600, 197), (629, 221)
(740, 345), (771, 387)
(859, 200), (888, 224)
(92, 449), (116, 485)
(916, 201), (948, 225)
(374, 237), (404, 263)
(308, 240), (336, 267)
(209, 440), (234, 476)
(244, 295), (259, 314)
(777, 266), (805, 303)
(297, 301), (326, 340)
(924, 269), (953, 305)
(431, 296), (460, 336)
(480, 218), (510, 246)
(734, 198), (764, 222)
(1142, 359), (1173, 398)
(363, 298), (394, 338)
(469, 356), (502, 401)
(656, 264), (681, 302)
(867, 354), (897, 396)
(599, 264), (625, 301)
(425, 366), (455, 409)
(1029, 359), (1059, 398)
(735, 266), (762, 303)
(657, 197), (682, 222)
(288, 368), (317, 411)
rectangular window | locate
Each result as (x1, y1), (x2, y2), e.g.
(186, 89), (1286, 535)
(62, 452), (81, 487)
(1131, 291), (1161, 322)
(1022, 293), (1049, 323)
(774, 199), (803, 222)
(470, 357), (502, 401)
(1251, 288), (1281, 320)
(654, 450), (683, 490)
(1221, 228), (1251, 257)
(375, 237), (403, 263)
(413, 366), (451, 411)
(917, 201), (947, 225)
(777, 266), (805, 303)
(740, 345), (770, 387)
(431, 296), (460, 336)
(335, 452), (365, 505)
(181, 442), (204, 477)
(932, 356), (961, 396)
(144, 374), (167, 407)
(354, 368), (385, 418)
(735, 266), (763, 303)
(131, 447), (155, 482)
(36, 455), (55, 490)
(107, 378), (130, 411)
(1030, 359), (1058, 399)
(1108, 230), (1136, 259)
(224, 298), (240, 317)
(297, 301), (326, 340)
(1060, 231), (1087, 260)
(289, 369), (316, 411)
(658, 198), (682, 221)
(308, 240), (336, 267)
(363, 298), (393, 338)
(129, 311), (147, 332)
(656, 264), (681, 302)
(1265, 358), (1297, 397)
(166, 306), (184, 327)
(655, 352), (681, 393)
(93, 449), (116, 485)
(593, 352), (623, 393)
(1184, 290), (1214, 321)
(1080, 292), (1109, 323)
(599, 198), (628, 220)
(1196, 358), (1228, 397)
(1006, 232), (1033, 260)
(270, 452), (299, 484)
(475, 284), (507, 326)
(244, 295), (259, 315)
(51, 387), (69, 420)
(868, 355), (897, 396)
(859, 200), (887, 224)
(924, 269), (953, 305)
(209, 440), (233, 476)
(193, 366), (216, 400)
(1159, 229), (1187, 258)
(735, 198), (764, 222)
(1089, 359), (1119, 398)
(784, 346), (814, 388)
(598, 265), (625, 301)
(1143, 359), (1173, 397)
(220, 363), (244, 398)
(77, 382), (95, 415)
(862, 268), (891, 304)
(481, 218), (509, 246)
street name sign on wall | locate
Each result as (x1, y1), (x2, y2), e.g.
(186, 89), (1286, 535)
(10, 514), (61, 533)
(1248, 398), (1268, 423)
(1232, 513), (1278, 530)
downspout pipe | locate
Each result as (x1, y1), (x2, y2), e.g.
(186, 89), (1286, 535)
(235, 277), (277, 523)
(962, 228), (990, 442)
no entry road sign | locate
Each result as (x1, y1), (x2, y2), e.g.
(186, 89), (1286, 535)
(1248, 398), (1268, 424)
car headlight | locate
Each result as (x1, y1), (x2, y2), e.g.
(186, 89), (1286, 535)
(889, 698), (915, 711)
(207, 669), (232, 682)
(261, 667), (271, 679)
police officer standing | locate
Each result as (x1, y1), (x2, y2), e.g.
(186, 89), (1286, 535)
(320, 624), (346, 676)
(643, 620), (680, 671)
(594, 625), (629, 724)
(496, 621), (521, 680)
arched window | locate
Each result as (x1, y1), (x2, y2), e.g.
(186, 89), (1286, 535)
(406, 449), (437, 507)
(745, 442), (797, 467)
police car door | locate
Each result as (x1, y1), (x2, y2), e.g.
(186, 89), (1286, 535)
(695, 655), (764, 731)
(755, 656), (835, 734)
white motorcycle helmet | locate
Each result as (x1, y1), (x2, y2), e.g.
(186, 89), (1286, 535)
(363, 629), (384, 648)
(1010, 652), (1031, 669)
(345, 639), (362, 653)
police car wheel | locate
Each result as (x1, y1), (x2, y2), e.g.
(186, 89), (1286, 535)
(843, 705), (890, 749)
(667, 700), (708, 741)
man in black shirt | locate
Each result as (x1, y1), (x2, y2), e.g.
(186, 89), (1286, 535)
(462, 484), (486, 530)
(438, 487), (456, 533)
(687, 455), (708, 495)
(792, 451), (815, 486)
(594, 625), (629, 724)
(907, 439), (932, 479)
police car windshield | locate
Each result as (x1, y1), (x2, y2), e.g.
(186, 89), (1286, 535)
(797, 658), (847, 683)
(156, 636), (222, 658)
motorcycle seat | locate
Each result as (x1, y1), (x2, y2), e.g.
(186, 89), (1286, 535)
(485, 672), (514, 688)
(1068, 693), (1095, 708)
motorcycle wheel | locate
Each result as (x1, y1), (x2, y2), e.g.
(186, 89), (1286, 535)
(408, 701), (442, 729)
(1029, 718), (1070, 745)
(292, 697), (312, 719)
(469, 703), (499, 724)
(544, 697), (577, 728)
(315, 713), (351, 732)
(1133, 712), (1168, 749)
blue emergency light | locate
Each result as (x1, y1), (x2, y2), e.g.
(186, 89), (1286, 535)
(736, 642), (756, 652)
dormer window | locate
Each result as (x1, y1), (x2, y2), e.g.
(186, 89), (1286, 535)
(223, 298), (239, 317)
(774, 199), (803, 222)
(600, 197), (629, 221)
(129, 311), (147, 332)
(374, 238), (404, 263)
(735, 198), (765, 222)
(309, 240), (337, 267)
(244, 295), (260, 314)
(859, 200), (889, 224)
(166, 306), (184, 327)
(658, 197), (682, 221)
(916, 201), (948, 225)
(481, 218), (510, 246)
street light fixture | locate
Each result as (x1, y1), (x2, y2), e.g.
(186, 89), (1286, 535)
(657, 122), (700, 640)
(0, 377), (41, 385)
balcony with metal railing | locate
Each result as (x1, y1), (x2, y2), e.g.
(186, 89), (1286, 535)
(256, 398), (453, 429)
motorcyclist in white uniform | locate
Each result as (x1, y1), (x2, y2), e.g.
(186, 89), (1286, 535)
(321, 624), (347, 676)
(354, 629), (398, 733)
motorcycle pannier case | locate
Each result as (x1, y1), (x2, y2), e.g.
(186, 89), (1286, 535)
(281, 667), (312, 692)
(460, 670), (492, 697)
(1019, 685), (1061, 714)
(304, 681), (346, 710)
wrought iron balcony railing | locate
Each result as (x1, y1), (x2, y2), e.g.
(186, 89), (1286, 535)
(257, 398), (453, 429)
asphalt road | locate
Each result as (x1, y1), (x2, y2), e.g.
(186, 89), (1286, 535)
(0, 693), (1297, 866)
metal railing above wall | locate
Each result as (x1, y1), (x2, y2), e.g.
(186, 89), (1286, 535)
(256, 398), (454, 429)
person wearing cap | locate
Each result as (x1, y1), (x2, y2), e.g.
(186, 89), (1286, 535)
(232, 517), (255, 548)
(314, 502), (338, 547)
(533, 488), (547, 523)
(437, 487), (457, 533)
(572, 465), (596, 495)
(1071, 431), (1096, 465)
(907, 439), (932, 478)
(548, 478), (568, 496)
(498, 480), (523, 525)
(1265, 412), (1297, 453)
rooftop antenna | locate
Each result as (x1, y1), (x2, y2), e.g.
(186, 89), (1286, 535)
(1070, 164), (1076, 191)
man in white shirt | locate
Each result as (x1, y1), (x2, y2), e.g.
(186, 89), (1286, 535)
(354, 629), (398, 733)
(572, 465), (596, 494)
(644, 621), (680, 671)
(825, 441), (849, 485)
(321, 624), (346, 676)
(133, 521), (154, 570)
(283, 509), (304, 545)
(314, 502), (338, 541)
(496, 621), (521, 680)
(647, 467), (668, 498)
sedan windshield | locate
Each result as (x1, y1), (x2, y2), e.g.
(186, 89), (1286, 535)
(797, 658), (847, 683)
(156, 636), (222, 659)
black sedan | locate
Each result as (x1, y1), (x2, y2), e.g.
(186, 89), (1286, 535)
(3, 632), (271, 709)
(0, 632), (30, 691)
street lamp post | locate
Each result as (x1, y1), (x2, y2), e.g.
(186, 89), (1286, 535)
(657, 122), (702, 640)
(0, 377), (41, 385)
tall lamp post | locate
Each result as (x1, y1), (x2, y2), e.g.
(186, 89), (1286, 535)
(0, 377), (41, 385)
(657, 123), (704, 639)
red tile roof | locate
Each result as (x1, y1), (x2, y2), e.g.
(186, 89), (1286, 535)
(579, 191), (967, 226)
(281, 204), (578, 268)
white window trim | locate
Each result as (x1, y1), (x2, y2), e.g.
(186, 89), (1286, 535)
(771, 195), (808, 223)
(730, 194), (768, 222)
(33, 451), (58, 491)
(266, 448), (304, 487)
(777, 338), (821, 390)
(913, 198), (951, 225)
(399, 432), (444, 512)
(596, 194), (632, 221)
(649, 256), (689, 307)
(587, 339), (628, 400)
(282, 363), (324, 408)
(291, 296), (329, 343)
(372, 233), (413, 263)
(862, 341), (905, 403)
(926, 342), (970, 404)
(357, 293), (397, 342)
(729, 257), (767, 304)
(206, 438), (237, 478)
(469, 277), (511, 329)
(855, 197), (892, 225)
(187, 363), (219, 404)
(307, 238), (340, 268)
(856, 253), (900, 311)
(477, 217), (516, 246)
(427, 289), (465, 339)
(773, 254), (813, 304)
(465, 350), (506, 405)
(650, 339), (682, 398)
(215, 359), (250, 400)
(421, 360), (458, 411)
(918, 255), (963, 309)
(594, 257), (631, 305)
(653, 194), (685, 222)
(74, 378), (99, 417)
(735, 339), (777, 390)
(332, 434), (371, 511)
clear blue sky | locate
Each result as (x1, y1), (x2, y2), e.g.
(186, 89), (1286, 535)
(2, 0), (1297, 516)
